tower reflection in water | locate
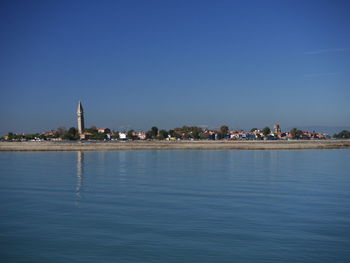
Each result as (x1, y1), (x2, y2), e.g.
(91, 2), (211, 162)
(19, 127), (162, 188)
(76, 151), (84, 206)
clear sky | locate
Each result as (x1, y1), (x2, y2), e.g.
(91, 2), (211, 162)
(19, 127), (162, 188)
(1, 0), (349, 134)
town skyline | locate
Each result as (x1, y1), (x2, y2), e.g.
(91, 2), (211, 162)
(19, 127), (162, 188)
(3, 101), (349, 141)
(2, 99), (350, 136)
(1, 1), (349, 135)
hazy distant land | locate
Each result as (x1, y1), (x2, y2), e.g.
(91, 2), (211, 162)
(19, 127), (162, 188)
(1, 140), (350, 151)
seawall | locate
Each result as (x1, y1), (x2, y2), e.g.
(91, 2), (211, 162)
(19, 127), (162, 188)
(1, 140), (350, 151)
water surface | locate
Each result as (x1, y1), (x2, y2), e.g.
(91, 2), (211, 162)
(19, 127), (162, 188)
(0, 150), (349, 262)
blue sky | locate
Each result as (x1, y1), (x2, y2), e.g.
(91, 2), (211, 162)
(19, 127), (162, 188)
(0, 0), (349, 134)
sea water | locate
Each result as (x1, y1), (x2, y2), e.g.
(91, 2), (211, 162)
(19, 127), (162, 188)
(0, 150), (349, 262)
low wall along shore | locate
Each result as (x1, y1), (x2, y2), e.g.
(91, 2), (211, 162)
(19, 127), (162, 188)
(1, 140), (350, 151)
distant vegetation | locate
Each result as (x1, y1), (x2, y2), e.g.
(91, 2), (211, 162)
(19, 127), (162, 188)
(333, 130), (350, 139)
(290, 128), (303, 139)
(146, 126), (208, 140)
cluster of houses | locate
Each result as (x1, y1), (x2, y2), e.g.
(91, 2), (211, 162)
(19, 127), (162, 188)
(59, 124), (329, 141)
(197, 126), (327, 140)
(225, 129), (327, 140)
(2, 124), (329, 142)
(79, 129), (147, 140)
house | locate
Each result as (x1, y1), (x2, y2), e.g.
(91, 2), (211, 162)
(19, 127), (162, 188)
(80, 132), (92, 140)
(97, 128), (109, 134)
(44, 131), (56, 137)
(136, 131), (146, 140)
(119, 133), (127, 140)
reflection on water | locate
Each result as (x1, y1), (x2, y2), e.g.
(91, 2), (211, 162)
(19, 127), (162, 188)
(76, 151), (84, 205)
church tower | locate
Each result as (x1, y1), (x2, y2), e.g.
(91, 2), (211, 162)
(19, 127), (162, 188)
(77, 101), (85, 134)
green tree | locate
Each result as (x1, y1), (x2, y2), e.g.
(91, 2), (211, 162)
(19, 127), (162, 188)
(7, 132), (20, 141)
(220, 125), (229, 134)
(112, 132), (120, 139)
(262, 127), (271, 137)
(158, 129), (169, 140)
(218, 125), (229, 139)
(68, 127), (76, 133)
(173, 126), (204, 139)
(63, 127), (78, 140)
(86, 126), (98, 134)
(90, 133), (106, 140)
(145, 130), (153, 140)
(333, 130), (350, 139)
(56, 127), (67, 138)
(168, 129), (176, 138)
(127, 130), (136, 140)
(290, 128), (303, 139)
(191, 129), (200, 139)
(24, 134), (36, 140)
(151, 127), (158, 138)
(38, 133), (46, 140)
(199, 132), (209, 140)
(250, 128), (258, 132)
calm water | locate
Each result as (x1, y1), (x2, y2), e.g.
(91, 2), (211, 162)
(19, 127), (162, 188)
(0, 150), (350, 262)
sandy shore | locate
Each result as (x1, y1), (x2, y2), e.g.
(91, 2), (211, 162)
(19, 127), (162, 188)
(1, 140), (350, 151)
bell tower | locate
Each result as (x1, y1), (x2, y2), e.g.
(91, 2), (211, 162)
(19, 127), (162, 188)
(77, 101), (85, 134)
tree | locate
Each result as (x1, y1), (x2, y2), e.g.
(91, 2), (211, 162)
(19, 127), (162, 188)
(191, 129), (200, 139)
(112, 132), (120, 139)
(38, 133), (46, 140)
(262, 127), (271, 136)
(290, 128), (303, 139)
(158, 130), (169, 140)
(151, 127), (158, 138)
(7, 132), (14, 140)
(86, 126), (98, 134)
(250, 128), (258, 132)
(90, 133), (106, 140)
(173, 126), (204, 139)
(296, 130), (303, 138)
(127, 130), (136, 140)
(290, 128), (297, 138)
(7, 132), (20, 141)
(220, 125), (229, 134)
(168, 129), (176, 138)
(199, 132), (209, 140)
(145, 130), (153, 140)
(216, 125), (229, 140)
(56, 127), (67, 138)
(333, 130), (350, 139)
(68, 127), (77, 136)
(62, 127), (78, 140)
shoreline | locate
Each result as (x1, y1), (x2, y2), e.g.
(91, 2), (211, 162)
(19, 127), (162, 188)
(1, 140), (350, 151)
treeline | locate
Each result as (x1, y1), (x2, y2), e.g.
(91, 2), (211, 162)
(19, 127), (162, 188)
(333, 130), (350, 139)
(58, 126), (114, 140)
(6, 132), (46, 141)
(4, 126), (112, 141)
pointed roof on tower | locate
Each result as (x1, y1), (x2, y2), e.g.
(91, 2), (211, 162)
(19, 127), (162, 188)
(77, 101), (84, 113)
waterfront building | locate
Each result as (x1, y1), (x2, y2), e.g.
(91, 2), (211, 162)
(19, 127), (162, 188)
(119, 132), (127, 140)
